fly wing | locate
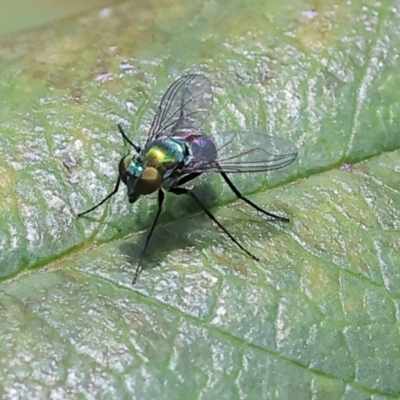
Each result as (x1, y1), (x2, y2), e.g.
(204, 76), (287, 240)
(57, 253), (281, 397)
(146, 74), (213, 144)
(182, 131), (298, 173)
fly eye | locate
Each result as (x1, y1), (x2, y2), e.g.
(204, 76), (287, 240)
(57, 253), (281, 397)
(119, 155), (134, 184)
(135, 167), (161, 195)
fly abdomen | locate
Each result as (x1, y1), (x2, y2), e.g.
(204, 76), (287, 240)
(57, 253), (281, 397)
(187, 135), (217, 164)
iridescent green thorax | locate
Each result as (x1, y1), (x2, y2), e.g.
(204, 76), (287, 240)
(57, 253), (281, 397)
(143, 139), (186, 175)
(117, 139), (188, 203)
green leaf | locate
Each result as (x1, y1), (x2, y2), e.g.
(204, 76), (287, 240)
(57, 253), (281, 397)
(0, 0), (399, 398)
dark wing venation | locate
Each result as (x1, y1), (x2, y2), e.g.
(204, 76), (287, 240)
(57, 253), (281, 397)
(182, 131), (298, 174)
(147, 74), (213, 144)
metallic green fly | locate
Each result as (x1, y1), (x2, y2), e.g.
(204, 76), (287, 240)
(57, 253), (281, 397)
(78, 74), (298, 283)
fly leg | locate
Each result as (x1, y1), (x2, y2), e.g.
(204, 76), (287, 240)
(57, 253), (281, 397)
(117, 124), (141, 153)
(134, 188), (165, 284)
(219, 171), (289, 222)
(169, 186), (259, 261)
(77, 124), (139, 218)
(78, 177), (121, 217)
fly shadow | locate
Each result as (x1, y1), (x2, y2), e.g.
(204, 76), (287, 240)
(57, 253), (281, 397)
(118, 180), (218, 266)
(118, 179), (292, 278)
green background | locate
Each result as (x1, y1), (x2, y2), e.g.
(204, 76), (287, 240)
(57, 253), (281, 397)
(0, 0), (399, 398)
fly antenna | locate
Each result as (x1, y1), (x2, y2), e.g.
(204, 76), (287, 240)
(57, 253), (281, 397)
(117, 123), (141, 153)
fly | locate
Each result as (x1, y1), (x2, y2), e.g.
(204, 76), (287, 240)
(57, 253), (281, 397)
(78, 74), (298, 283)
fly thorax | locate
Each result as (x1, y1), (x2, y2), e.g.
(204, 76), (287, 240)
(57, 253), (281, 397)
(143, 139), (186, 179)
